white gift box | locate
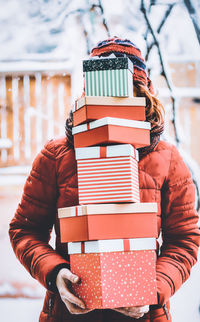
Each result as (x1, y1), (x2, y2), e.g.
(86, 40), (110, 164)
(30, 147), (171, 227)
(68, 237), (157, 254)
(74, 96), (146, 111)
(75, 144), (139, 161)
(58, 202), (157, 218)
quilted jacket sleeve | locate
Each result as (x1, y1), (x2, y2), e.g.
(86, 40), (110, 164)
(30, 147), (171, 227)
(157, 145), (200, 305)
(9, 140), (69, 290)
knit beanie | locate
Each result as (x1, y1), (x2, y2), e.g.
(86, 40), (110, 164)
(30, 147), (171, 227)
(66, 37), (163, 157)
(90, 37), (154, 95)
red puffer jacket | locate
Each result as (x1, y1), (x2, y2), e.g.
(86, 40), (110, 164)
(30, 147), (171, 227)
(9, 137), (200, 322)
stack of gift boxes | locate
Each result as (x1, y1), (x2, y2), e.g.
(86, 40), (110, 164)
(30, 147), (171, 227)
(58, 56), (158, 309)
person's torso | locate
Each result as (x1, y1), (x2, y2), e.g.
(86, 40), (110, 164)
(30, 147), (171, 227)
(40, 137), (172, 322)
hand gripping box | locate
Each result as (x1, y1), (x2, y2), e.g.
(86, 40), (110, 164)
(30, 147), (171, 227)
(73, 96), (146, 126)
(68, 238), (157, 309)
(76, 145), (140, 204)
(58, 202), (158, 242)
(83, 57), (133, 97)
(72, 117), (151, 149)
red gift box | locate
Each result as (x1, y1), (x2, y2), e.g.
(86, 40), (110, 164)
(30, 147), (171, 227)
(58, 202), (158, 242)
(69, 238), (157, 309)
(72, 117), (151, 149)
(73, 96), (146, 126)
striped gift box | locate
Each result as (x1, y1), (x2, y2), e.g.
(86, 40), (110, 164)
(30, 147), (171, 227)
(76, 144), (139, 204)
(77, 155), (140, 204)
(85, 69), (133, 97)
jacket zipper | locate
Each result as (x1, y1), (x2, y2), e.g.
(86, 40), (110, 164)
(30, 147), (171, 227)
(48, 294), (55, 318)
(163, 303), (169, 320)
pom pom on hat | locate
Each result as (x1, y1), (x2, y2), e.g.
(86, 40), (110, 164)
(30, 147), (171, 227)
(90, 37), (154, 94)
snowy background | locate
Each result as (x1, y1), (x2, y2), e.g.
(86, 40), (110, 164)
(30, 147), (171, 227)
(0, 0), (199, 99)
(0, 0), (200, 321)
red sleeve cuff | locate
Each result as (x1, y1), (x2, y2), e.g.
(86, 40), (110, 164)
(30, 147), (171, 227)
(156, 260), (183, 305)
(36, 255), (69, 290)
(46, 263), (70, 292)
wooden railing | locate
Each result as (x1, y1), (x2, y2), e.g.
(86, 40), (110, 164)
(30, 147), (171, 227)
(0, 69), (71, 167)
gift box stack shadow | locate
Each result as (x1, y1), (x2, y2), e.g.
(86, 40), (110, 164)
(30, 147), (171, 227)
(58, 56), (158, 309)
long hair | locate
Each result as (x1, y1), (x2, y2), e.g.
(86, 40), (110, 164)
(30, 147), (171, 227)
(134, 82), (164, 128)
(65, 83), (165, 153)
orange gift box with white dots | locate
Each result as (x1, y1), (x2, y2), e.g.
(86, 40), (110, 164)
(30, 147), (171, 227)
(68, 238), (157, 308)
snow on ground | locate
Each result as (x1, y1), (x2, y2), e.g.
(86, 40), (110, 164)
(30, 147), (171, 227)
(0, 184), (45, 299)
(170, 252), (200, 322)
(0, 298), (43, 322)
(1, 265), (200, 322)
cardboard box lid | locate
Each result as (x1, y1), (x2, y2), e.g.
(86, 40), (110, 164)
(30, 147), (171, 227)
(75, 144), (139, 161)
(72, 117), (151, 135)
(58, 202), (157, 218)
(83, 57), (133, 73)
(74, 96), (146, 111)
(68, 238), (156, 254)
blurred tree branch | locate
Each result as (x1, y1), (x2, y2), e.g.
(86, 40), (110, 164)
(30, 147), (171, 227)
(47, 0), (110, 54)
(140, 0), (180, 145)
(140, 0), (200, 210)
(91, 0), (111, 37)
(145, 3), (176, 61)
(183, 0), (200, 45)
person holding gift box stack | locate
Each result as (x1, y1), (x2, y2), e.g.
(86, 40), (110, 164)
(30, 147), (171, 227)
(9, 37), (200, 322)
(59, 52), (159, 312)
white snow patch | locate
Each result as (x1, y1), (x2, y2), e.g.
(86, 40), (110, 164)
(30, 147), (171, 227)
(0, 138), (12, 149)
(0, 176), (26, 186)
(0, 175), (28, 186)
(0, 282), (44, 298)
(188, 64), (195, 70)
(0, 298), (43, 322)
(179, 148), (200, 212)
(0, 166), (31, 175)
(168, 55), (200, 62)
(0, 60), (72, 75)
(20, 286), (43, 298)
(158, 87), (200, 98)
(0, 283), (16, 296)
(170, 251), (200, 322)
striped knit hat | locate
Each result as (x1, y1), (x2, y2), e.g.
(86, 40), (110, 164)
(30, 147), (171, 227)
(90, 37), (154, 94)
